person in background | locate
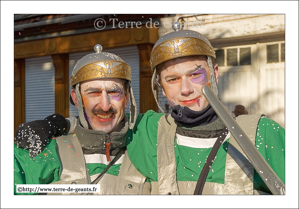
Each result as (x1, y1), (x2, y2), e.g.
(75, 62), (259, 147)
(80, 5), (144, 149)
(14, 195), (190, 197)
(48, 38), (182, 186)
(232, 104), (248, 117)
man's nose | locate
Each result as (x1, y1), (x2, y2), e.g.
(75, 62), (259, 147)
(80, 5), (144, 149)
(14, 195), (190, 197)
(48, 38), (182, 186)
(180, 78), (194, 96)
(99, 92), (111, 111)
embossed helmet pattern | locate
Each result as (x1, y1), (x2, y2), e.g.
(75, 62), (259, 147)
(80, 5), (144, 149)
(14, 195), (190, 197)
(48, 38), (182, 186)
(70, 44), (131, 87)
(150, 24), (216, 71)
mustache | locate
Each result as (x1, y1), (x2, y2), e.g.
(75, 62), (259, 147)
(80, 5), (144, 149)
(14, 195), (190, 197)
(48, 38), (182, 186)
(92, 107), (117, 115)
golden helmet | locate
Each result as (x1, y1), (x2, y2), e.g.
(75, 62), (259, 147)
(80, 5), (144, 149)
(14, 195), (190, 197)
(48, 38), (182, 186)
(150, 22), (215, 71)
(70, 44), (131, 87)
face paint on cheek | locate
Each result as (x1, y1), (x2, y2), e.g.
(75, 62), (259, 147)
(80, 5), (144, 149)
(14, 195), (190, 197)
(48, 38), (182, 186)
(107, 85), (124, 101)
(197, 99), (200, 107)
(190, 69), (208, 85)
(206, 69), (211, 86)
(84, 111), (90, 121)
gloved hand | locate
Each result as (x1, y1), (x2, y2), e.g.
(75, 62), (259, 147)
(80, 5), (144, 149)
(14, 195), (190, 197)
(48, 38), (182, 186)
(15, 114), (69, 158)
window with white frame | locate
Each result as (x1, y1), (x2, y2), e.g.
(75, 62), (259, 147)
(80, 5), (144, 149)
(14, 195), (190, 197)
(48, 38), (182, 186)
(266, 43), (285, 63)
(215, 47), (252, 67)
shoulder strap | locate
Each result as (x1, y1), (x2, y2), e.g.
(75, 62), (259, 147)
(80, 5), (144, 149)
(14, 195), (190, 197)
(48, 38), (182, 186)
(157, 114), (179, 195)
(55, 134), (91, 184)
(222, 114), (263, 194)
(194, 128), (229, 195)
(231, 114), (263, 154)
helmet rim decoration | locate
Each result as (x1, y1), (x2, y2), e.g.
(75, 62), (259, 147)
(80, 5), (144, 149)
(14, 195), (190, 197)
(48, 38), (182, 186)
(70, 60), (131, 86)
(70, 44), (131, 87)
(150, 29), (216, 71)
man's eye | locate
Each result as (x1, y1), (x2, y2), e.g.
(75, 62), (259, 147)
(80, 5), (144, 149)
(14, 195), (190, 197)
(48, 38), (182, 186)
(167, 78), (178, 83)
(108, 91), (121, 97)
(190, 73), (201, 77)
(88, 91), (101, 96)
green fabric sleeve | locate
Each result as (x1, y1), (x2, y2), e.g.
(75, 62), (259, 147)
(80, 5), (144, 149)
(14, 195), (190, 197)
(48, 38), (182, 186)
(254, 117), (285, 193)
(127, 110), (163, 182)
(14, 139), (62, 195)
(14, 155), (27, 194)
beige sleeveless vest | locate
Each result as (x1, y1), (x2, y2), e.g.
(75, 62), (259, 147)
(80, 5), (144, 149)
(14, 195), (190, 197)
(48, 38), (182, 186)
(49, 134), (150, 195)
(154, 114), (270, 195)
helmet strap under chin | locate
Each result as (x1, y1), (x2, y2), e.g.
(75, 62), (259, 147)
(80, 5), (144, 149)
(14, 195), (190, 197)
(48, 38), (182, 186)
(75, 84), (89, 129)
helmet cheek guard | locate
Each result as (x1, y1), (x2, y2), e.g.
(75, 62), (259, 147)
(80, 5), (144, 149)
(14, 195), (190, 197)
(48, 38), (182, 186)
(70, 44), (136, 129)
(150, 22), (218, 112)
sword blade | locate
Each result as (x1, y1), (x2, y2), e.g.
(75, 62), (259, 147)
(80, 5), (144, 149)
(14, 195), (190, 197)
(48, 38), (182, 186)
(202, 85), (285, 195)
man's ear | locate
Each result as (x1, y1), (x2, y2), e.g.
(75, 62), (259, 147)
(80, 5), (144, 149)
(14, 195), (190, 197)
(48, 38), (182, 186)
(70, 89), (79, 108)
(214, 64), (219, 84)
(156, 79), (166, 97)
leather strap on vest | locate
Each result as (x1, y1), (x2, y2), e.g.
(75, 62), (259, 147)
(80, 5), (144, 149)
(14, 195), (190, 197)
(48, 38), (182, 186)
(194, 128), (229, 195)
(91, 146), (125, 184)
(157, 114), (179, 195)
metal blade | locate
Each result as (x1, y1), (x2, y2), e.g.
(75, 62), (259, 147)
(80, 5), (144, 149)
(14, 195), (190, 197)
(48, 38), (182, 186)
(202, 85), (285, 195)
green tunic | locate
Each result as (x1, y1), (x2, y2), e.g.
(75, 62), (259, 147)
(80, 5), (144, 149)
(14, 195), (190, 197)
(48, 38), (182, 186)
(127, 110), (285, 194)
(14, 136), (127, 195)
(14, 111), (285, 195)
(14, 116), (133, 195)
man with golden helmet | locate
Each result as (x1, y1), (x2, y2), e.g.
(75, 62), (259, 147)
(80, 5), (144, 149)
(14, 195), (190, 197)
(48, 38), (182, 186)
(15, 23), (285, 195)
(128, 22), (285, 195)
(14, 45), (149, 194)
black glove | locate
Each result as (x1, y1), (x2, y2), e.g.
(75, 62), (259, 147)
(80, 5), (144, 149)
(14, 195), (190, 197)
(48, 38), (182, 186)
(15, 113), (69, 158)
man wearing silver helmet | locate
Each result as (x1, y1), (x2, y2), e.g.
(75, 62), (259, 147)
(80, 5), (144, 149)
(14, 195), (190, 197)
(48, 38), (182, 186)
(127, 22), (285, 195)
(15, 23), (285, 195)
(14, 45), (150, 195)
